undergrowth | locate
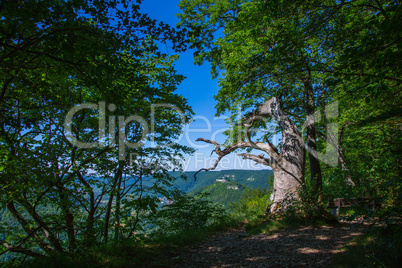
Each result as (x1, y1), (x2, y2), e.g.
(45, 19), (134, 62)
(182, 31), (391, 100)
(10, 186), (400, 267)
(333, 223), (402, 268)
(18, 193), (241, 268)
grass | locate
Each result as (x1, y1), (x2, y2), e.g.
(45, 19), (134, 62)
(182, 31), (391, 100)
(243, 217), (289, 235)
(18, 235), (198, 268)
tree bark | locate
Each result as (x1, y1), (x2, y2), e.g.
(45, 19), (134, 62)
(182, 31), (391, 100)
(18, 198), (64, 252)
(76, 172), (96, 244)
(104, 164), (123, 244)
(320, 122), (356, 187)
(269, 164), (303, 213)
(114, 175), (123, 242)
(55, 187), (76, 252)
(304, 78), (323, 200)
(1, 239), (46, 258)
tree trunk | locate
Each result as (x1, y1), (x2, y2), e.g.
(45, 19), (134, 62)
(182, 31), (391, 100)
(76, 172), (96, 244)
(104, 164), (123, 244)
(114, 176), (122, 242)
(18, 197), (64, 252)
(56, 187), (76, 252)
(323, 122), (356, 187)
(269, 160), (304, 213)
(304, 78), (323, 200)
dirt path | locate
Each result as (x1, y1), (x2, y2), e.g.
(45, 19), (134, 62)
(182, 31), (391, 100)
(169, 222), (364, 267)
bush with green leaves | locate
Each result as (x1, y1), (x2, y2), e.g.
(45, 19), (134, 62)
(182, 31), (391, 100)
(333, 223), (402, 267)
(148, 192), (229, 238)
(230, 187), (272, 220)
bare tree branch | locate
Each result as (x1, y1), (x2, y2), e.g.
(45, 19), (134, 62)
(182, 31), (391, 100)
(237, 153), (271, 166)
(194, 138), (255, 180)
(0, 239), (45, 258)
(194, 97), (301, 180)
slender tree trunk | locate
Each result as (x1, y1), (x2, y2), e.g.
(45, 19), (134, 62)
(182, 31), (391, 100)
(76, 172), (96, 244)
(304, 78), (323, 200)
(0, 238), (46, 258)
(56, 187), (76, 252)
(104, 164), (123, 244)
(114, 176), (122, 242)
(324, 122), (356, 187)
(338, 147), (355, 186)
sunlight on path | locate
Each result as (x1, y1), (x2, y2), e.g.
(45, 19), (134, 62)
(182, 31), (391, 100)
(171, 223), (365, 267)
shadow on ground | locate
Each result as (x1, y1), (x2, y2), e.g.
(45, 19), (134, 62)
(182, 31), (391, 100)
(168, 222), (364, 267)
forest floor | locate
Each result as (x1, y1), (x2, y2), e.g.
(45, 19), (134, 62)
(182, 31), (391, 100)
(165, 221), (367, 267)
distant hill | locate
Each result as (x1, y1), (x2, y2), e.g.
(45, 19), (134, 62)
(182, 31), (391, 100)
(169, 169), (273, 194)
(190, 181), (251, 207)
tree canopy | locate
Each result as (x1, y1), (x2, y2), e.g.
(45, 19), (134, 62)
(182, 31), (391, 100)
(0, 0), (194, 258)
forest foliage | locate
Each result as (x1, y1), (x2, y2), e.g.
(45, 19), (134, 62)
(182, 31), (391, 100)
(178, 0), (401, 214)
(0, 0), (196, 263)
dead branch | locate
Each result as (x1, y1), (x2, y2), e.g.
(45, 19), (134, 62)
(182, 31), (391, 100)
(237, 153), (271, 166)
(194, 138), (255, 180)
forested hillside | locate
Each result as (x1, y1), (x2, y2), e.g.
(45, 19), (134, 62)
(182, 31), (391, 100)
(168, 170), (273, 206)
(191, 181), (250, 206)
(171, 169), (273, 193)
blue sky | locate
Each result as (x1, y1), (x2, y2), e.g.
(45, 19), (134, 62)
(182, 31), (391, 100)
(140, 0), (272, 171)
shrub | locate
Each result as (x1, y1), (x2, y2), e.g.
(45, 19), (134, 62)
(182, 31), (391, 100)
(148, 193), (230, 239)
(230, 187), (272, 221)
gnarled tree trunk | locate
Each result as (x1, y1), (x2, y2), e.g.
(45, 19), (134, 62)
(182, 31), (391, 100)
(268, 158), (304, 214)
(195, 97), (305, 214)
